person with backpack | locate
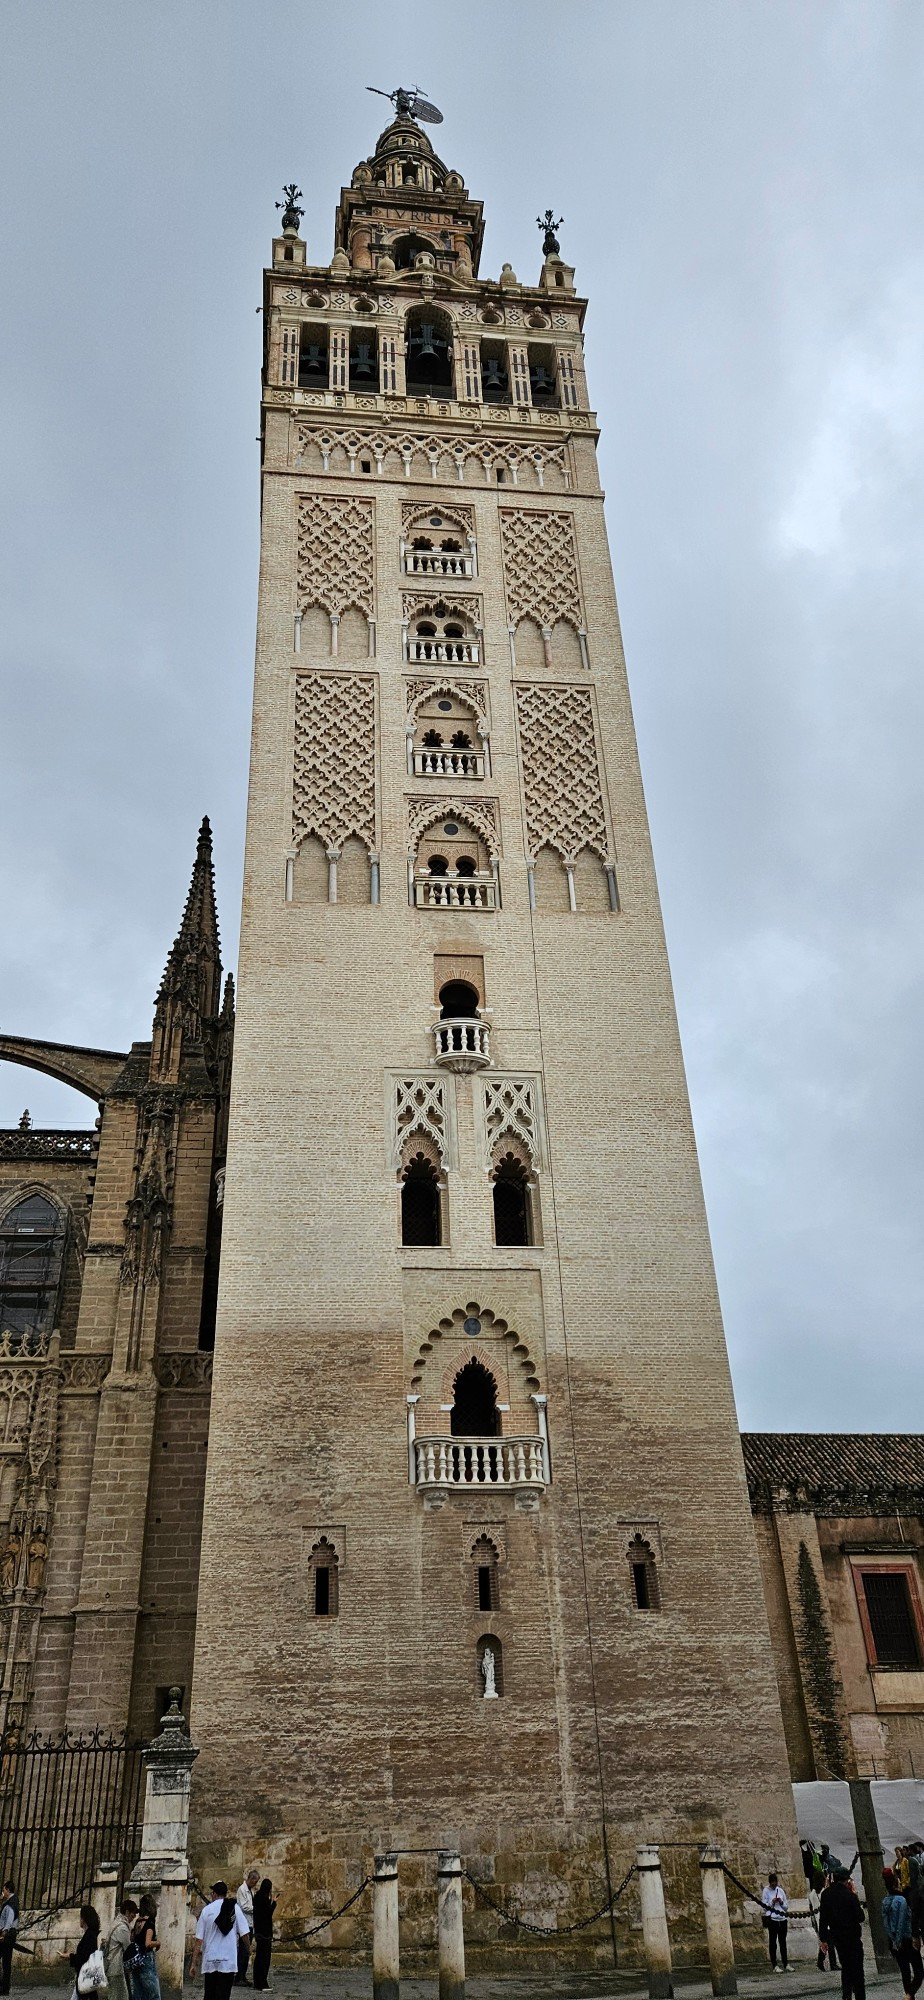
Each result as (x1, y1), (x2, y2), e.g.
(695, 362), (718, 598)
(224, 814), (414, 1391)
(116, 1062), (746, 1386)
(883, 1867), (924, 2000)
(819, 1869), (866, 2000)
(103, 1898), (137, 2000)
(125, 1895), (160, 2000)
(189, 1882), (250, 2000)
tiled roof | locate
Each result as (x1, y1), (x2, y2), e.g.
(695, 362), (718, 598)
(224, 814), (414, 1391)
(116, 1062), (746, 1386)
(741, 1433), (924, 1516)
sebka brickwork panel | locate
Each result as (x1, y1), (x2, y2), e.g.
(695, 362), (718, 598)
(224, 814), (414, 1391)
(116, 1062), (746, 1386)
(292, 673), (377, 854)
(515, 683), (607, 859)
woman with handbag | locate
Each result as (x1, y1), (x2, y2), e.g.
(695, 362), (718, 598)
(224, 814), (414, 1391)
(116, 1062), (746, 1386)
(60, 1906), (103, 1999)
(103, 1899), (137, 2000)
(126, 1897), (160, 2000)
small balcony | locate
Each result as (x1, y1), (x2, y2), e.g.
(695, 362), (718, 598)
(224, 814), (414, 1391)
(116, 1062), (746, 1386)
(413, 1435), (547, 1489)
(405, 551), (474, 580)
(415, 874), (496, 911)
(412, 747), (484, 779)
(431, 1017), (491, 1072)
(407, 637), (480, 666)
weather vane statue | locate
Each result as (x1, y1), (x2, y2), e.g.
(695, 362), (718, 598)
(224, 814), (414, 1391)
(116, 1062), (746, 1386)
(537, 210), (563, 257)
(276, 184), (304, 232)
(366, 84), (443, 125)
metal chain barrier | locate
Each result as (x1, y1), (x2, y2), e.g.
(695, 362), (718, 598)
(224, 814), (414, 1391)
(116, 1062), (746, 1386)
(721, 1853), (861, 1924)
(279, 1875), (371, 1942)
(463, 1859), (637, 1937)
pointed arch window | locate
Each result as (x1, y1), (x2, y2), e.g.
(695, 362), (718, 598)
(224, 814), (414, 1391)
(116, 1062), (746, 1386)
(0, 1196), (66, 1352)
(400, 1149), (443, 1248)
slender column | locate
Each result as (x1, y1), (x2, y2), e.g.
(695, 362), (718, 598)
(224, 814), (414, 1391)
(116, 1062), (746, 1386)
(406, 730), (415, 775)
(284, 851), (296, 903)
(699, 1847), (736, 1996)
(437, 1851), (465, 2000)
(367, 616), (376, 657)
(541, 624), (554, 667)
(406, 1397), (419, 1484)
(491, 857), (501, 909)
(326, 848), (340, 904)
(565, 861), (577, 911)
(606, 864), (620, 913)
(507, 623), (517, 671)
(578, 627), (589, 671)
(372, 1852), (400, 2000)
(293, 609), (302, 653)
(636, 1846), (673, 2000)
(849, 1779), (890, 1970)
(330, 612), (340, 657)
(526, 858), (536, 911)
(370, 852), (380, 906)
(530, 1393), (549, 1479)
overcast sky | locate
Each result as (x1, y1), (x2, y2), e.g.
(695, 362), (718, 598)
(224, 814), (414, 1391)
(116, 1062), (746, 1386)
(2, 2), (923, 1433)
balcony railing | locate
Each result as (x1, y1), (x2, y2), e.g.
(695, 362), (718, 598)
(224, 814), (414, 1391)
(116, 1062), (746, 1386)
(415, 874), (496, 910)
(408, 638), (480, 665)
(431, 1016), (491, 1071)
(413, 1435), (547, 1488)
(405, 551), (475, 579)
(413, 747), (484, 779)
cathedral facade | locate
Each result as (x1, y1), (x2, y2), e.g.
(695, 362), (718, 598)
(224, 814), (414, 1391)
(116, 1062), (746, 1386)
(0, 106), (840, 1958)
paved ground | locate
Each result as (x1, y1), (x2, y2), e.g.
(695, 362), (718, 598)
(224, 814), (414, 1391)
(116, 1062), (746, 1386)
(7, 1968), (907, 2000)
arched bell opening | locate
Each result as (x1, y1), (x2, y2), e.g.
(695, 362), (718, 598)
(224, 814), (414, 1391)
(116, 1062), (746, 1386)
(450, 1357), (499, 1438)
(405, 305), (454, 397)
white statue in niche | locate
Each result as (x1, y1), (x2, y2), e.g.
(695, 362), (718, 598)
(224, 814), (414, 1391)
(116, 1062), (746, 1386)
(481, 1646), (498, 1699)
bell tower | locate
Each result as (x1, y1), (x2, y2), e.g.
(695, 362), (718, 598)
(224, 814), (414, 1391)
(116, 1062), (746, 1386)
(191, 97), (798, 1954)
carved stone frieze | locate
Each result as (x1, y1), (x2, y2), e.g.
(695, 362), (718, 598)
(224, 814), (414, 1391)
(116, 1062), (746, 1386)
(155, 1352), (214, 1390)
(60, 1355), (109, 1393)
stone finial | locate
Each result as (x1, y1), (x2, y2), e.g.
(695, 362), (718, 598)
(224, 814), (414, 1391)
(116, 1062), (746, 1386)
(276, 184), (304, 234)
(331, 247), (350, 277)
(499, 261), (518, 288)
(537, 210), (563, 257)
(18, 1110), (31, 1131)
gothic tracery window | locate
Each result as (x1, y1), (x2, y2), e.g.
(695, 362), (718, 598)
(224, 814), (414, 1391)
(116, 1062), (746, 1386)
(0, 1196), (66, 1352)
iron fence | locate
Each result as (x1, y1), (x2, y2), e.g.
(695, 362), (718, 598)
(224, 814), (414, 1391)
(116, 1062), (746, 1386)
(0, 1727), (145, 1918)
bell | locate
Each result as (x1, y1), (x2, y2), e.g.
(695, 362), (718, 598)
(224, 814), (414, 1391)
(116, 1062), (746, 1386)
(483, 357), (506, 392)
(530, 365), (554, 398)
(412, 323), (440, 359)
(352, 342), (376, 379)
(303, 343), (327, 376)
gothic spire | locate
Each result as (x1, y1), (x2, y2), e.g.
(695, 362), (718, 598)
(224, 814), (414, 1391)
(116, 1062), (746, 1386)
(150, 817), (223, 1081)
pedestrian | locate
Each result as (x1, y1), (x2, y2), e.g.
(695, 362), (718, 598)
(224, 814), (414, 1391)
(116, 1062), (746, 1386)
(761, 1873), (790, 1972)
(104, 1898), (137, 2000)
(251, 1881), (275, 1993)
(234, 1871), (260, 1986)
(127, 1894), (161, 2000)
(811, 1871), (839, 1972)
(908, 1844), (924, 1942)
(0, 1880), (18, 1996)
(883, 1867), (924, 2000)
(821, 1844), (843, 1878)
(60, 1906), (101, 2000)
(190, 1881), (250, 2000)
(820, 1867), (866, 2000)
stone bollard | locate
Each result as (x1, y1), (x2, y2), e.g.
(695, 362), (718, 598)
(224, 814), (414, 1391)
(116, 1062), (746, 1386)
(91, 1860), (119, 1940)
(636, 1845), (673, 1999)
(372, 1852), (400, 2000)
(699, 1847), (737, 1996)
(437, 1851), (465, 2000)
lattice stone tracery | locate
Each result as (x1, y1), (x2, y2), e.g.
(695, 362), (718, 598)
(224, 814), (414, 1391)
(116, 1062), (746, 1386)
(482, 1077), (542, 1175)
(296, 496), (374, 617)
(394, 1078), (449, 1170)
(292, 673), (376, 854)
(294, 427), (568, 489)
(515, 685), (608, 860)
(500, 509), (582, 628)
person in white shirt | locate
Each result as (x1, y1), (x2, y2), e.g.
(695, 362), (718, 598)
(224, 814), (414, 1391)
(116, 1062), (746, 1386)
(762, 1874), (791, 1971)
(189, 1885), (250, 2000)
(234, 1872), (260, 1987)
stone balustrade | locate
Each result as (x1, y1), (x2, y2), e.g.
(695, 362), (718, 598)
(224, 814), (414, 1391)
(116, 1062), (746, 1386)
(413, 1434), (547, 1488)
(415, 875), (495, 910)
(404, 551), (475, 579)
(431, 1016), (492, 1070)
(407, 638), (480, 665)
(413, 747), (484, 778)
